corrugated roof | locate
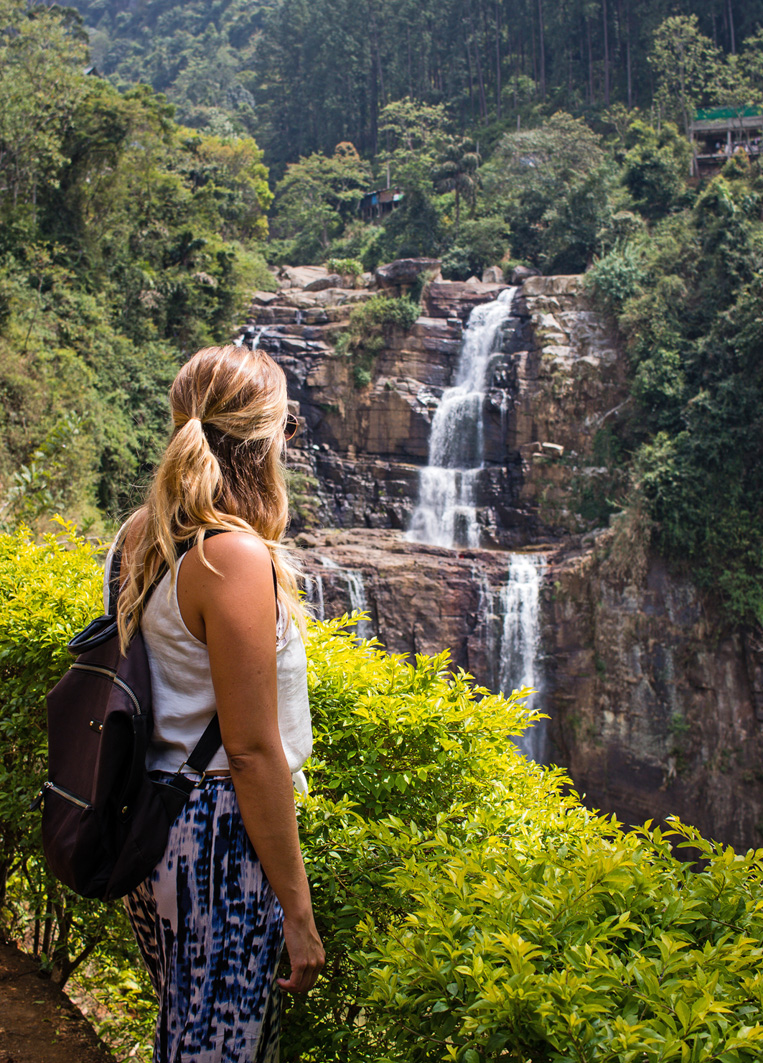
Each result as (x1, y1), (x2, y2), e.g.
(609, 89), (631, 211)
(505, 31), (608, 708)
(695, 106), (762, 121)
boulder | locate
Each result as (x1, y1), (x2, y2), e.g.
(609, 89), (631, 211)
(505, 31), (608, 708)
(425, 281), (506, 323)
(482, 266), (505, 284)
(251, 290), (279, 306)
(511, 264), (541, 285)
(278, 265), (329, 289)
(375, 258), (442, 288)
(304, 273), (343, 292)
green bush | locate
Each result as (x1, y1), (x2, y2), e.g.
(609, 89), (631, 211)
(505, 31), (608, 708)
(326, 257), (363, 282)
(2, 529), (763, 1063)
(337, 294), (419, 388)
(440, 216), (510, 281)
(585, 243), (646, 316)
(622, 120), (693, 221)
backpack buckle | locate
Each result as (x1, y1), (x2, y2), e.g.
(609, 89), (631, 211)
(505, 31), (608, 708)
(178, 762), (206, 784)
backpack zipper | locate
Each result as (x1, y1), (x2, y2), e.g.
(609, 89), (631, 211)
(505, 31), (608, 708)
(40, 781), (92, 810)
(70, 663), (142, 715)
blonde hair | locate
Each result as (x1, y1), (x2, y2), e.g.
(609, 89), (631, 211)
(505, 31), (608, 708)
(116, 344), (305, 653)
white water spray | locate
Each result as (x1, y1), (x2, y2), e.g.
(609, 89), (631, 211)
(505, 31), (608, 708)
(317, 558), (373, 639)
(407, 288), (517, 548)
(303, 573), (325, 620)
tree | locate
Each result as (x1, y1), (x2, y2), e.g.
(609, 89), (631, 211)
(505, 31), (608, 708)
(622, 119), (693, 220)
(483, 112), (614, 270)
(649, 15), (720, 135)
(433, 136), (481, 228)
(272, 143), (371, 261)
(181, 132), (273, 242)
(378, 97), (450, 192)
(0, 0), (87, 221)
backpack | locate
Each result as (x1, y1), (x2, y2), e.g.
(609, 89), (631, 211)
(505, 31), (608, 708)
(32, 540), (222, 902)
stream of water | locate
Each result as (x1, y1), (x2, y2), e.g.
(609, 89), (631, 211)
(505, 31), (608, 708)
(407, 287), (548, 761)
(304, 559), (373, 640)
(407, 287), (517, 548)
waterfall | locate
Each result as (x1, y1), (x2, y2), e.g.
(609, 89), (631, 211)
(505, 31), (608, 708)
(407, 287), (517, 548)
(316, 558), (373, 639)
(303, 573), (325, 620)
(476, 553), (548, 762)
(406, 286), (547, 760)
(495, 554), (547, 763)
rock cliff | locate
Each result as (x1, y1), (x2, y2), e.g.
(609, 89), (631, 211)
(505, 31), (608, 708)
(545, 537), (763, 851)
(243, 265), (763, 849)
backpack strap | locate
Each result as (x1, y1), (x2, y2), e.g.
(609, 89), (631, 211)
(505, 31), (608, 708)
(149, 531), (279, 795)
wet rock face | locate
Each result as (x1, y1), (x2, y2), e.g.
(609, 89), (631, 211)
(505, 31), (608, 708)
(544, 543), (763, 850)
(248, 270), (628, 541)
(296, 528), (524, 685)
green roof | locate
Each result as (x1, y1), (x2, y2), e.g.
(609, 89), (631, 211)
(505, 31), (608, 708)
(695, 106), (762, 121)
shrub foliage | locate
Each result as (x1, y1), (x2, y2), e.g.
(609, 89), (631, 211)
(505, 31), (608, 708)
(1, 527), (762, 1061)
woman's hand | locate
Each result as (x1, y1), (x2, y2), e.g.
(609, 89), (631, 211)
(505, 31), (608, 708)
(278, 912), (325, 993)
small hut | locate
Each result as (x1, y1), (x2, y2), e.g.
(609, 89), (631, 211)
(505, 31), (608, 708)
(689, 107), (762, 177)
(360, 187), (403, 222)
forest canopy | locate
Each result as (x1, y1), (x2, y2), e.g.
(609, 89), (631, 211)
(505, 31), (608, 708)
(0, 0), (762, 628)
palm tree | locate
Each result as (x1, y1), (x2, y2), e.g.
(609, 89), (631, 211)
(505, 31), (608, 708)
(434, 137), (481, 229)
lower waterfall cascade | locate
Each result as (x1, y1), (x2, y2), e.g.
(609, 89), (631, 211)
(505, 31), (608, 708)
(493, 553), (548, 763)
(304, 559), (374, 641)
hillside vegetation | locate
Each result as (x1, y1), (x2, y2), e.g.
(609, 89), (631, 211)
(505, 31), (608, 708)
(0, 0), (762, 624)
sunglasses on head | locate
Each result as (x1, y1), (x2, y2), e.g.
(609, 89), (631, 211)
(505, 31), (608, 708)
(284, 414), (299, 440)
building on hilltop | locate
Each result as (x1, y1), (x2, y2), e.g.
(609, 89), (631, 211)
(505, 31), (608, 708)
(690, 107), (762, 177)
(360, 187), (403, 222)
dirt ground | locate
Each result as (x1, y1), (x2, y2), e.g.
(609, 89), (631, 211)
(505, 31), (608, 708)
(0, 941), (115, 1063)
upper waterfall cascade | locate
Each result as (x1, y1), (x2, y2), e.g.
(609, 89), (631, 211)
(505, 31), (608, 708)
(407, 287), (518, 549)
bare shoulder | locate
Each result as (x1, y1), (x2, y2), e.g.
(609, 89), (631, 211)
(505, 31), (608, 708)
(177, 532), (275, 642)
(195, 530), (272, 583)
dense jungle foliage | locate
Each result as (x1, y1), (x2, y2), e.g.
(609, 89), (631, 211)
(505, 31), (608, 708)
(65, 0), (763, 170)
(1, 0), (762, 623)
(0, 0), (274, 528)
(2, 526), (763, 1063)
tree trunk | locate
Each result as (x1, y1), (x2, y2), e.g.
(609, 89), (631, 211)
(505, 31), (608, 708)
(470, 0), (488, 119)
(727, 0), (736, 54)
(602, 0), (610, 108)
(465, 34), (476, 120)
(587, 17), (594, 105)
(407, 25), (413, 98)
(495, 0), (501, 120)
(531, 7), (538, 92)
(537, 0), (546, 99)
(41, 898), (54, 959)
(625, 0), (632, 110)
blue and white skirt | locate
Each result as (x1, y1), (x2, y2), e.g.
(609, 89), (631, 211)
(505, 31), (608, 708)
(124, 778), (284, 1063)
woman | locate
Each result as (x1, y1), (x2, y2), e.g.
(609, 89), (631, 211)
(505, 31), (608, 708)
(109, 344), (325, 1063)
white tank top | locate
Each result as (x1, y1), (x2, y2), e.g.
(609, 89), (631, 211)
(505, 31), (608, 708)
(104, 544), (312, 794)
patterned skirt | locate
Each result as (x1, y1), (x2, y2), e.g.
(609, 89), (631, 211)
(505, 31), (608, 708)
(124, 778), (284, 1063)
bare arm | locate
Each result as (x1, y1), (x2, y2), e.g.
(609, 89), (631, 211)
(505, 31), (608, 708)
(178, 532), (324, 993)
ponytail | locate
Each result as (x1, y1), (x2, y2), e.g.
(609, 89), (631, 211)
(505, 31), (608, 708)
(116, 346), (306, 653)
